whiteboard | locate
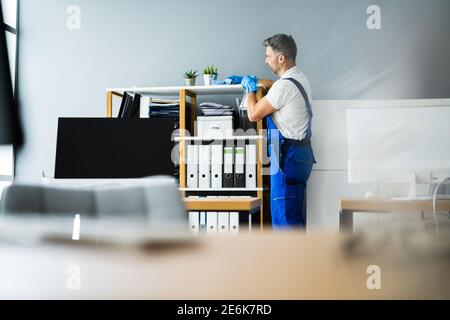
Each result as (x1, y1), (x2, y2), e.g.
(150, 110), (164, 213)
(346, 106), (450, 183)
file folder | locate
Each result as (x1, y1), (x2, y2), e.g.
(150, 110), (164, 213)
(206, 211), (218, 235)
(245, 144), (257, 189)
(118, 92), (132, 118)
(230, 212), (239, 234)
(199, 145), (211, 189)
(199, 211), (207, 233)
(187, 144), (199, 188)
(211, 144), (223, 189)
(223, 146), (234, 188)
(234, 146), (245, 188)
(188, 211), (199, 234)
(218, 212), (229, 234)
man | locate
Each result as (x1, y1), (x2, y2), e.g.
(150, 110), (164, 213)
(240, 34), (316, 228)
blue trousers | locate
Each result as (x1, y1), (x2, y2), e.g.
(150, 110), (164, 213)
(270, 141), (315, 229)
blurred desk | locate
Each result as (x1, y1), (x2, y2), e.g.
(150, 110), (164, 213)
(0, 231), (449, 299)
(339, 197), (450, 232)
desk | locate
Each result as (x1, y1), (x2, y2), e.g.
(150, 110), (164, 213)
(339, 197), (450, 232)
(0, 231), (449, 299)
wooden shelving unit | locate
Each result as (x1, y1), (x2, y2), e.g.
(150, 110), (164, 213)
(106, 84), (267, 229)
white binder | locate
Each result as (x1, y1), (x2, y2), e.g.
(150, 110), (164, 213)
(206, 211), (218, 235)
(139, 96), (151, 118)
(199, 211), (207, 233)
(230, 212), (239, 234)
(245, 144), (257, 189)
(187, 144), (199, 188)
(218, 212), (229, 234)
(211, 144), (223, 189)
(198, 145), (211, 189)
(188, 211), (199, 234)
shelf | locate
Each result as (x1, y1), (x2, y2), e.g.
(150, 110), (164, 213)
(183, 197), (261, 211)
(180, 188), (263, 192)
(106, 84), (264, 96)
(174, 136), (264, 142)
(106, 83), (266, 228)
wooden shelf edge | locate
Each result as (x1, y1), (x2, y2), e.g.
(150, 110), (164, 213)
(183, 198), (261, 211)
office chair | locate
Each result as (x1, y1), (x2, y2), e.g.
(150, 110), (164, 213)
(0, 177), (187, 225)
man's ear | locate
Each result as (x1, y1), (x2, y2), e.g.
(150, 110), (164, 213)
(278, 54), (286, 65)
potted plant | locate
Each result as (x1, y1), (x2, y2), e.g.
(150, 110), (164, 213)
(183, 69), (198, 86)
(202, 65), (218, 86)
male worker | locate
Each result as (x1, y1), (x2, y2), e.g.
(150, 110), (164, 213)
(239, 34), (316, 228)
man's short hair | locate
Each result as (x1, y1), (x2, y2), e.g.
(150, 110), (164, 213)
(263, 34), (297, 62)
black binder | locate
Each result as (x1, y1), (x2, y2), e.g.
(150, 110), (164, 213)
(118, 92), (133, 118)
(129, 93), (142, 118)
(222, 146), (234, 188)
(118, 92), (130, 118)
(223, 172), (234, 188)
(234, 172), (245, 188)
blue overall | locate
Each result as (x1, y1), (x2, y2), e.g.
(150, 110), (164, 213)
(267, 78), (316, 228)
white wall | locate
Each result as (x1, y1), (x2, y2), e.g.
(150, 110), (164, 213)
(14, 0), (450, 231)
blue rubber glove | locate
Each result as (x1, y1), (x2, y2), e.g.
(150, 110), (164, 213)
(225, 75), (243, 84)
(241, 75), (258, 93)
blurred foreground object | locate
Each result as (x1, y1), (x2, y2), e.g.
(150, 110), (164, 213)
(0, 220), (448, 299)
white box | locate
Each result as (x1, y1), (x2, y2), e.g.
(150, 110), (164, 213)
(197, 116), (233, 139)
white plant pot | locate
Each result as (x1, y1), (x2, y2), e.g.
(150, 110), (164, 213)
(203, 74), (213, 86)
(185, 78), (196, 86)
(203, 74), (217, 86)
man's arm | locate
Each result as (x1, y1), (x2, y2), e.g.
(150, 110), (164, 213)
(246, 93), (277, 122)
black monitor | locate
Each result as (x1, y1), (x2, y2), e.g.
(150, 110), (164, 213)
(55, 118), (176, 178)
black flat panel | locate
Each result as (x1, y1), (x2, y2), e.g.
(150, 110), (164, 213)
(0, 5), (23, 145)
(55, 118), (175, 178)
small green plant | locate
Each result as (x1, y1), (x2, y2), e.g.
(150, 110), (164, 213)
(203, 65), (218, 75)
(183, 69), (199, 79)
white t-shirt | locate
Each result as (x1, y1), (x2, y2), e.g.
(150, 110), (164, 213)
(265, 66), (313, 140)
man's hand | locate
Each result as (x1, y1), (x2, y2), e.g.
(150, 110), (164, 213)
(241, 75), (258, 93)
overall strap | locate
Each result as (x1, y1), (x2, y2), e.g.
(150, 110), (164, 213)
(283, 77), (313, 140)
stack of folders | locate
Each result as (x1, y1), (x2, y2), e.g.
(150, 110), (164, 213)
(118, 95), (192, 120)
(147, 98), (191, 122)
(198, 102), (235, 116)
(187, 143), (257, 189)
(188, 211), (240, 235)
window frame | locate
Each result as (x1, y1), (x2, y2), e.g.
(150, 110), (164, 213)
(1, 0), (18, 183)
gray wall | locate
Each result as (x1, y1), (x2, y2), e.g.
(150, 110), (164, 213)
(15, 0), (450, 228)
